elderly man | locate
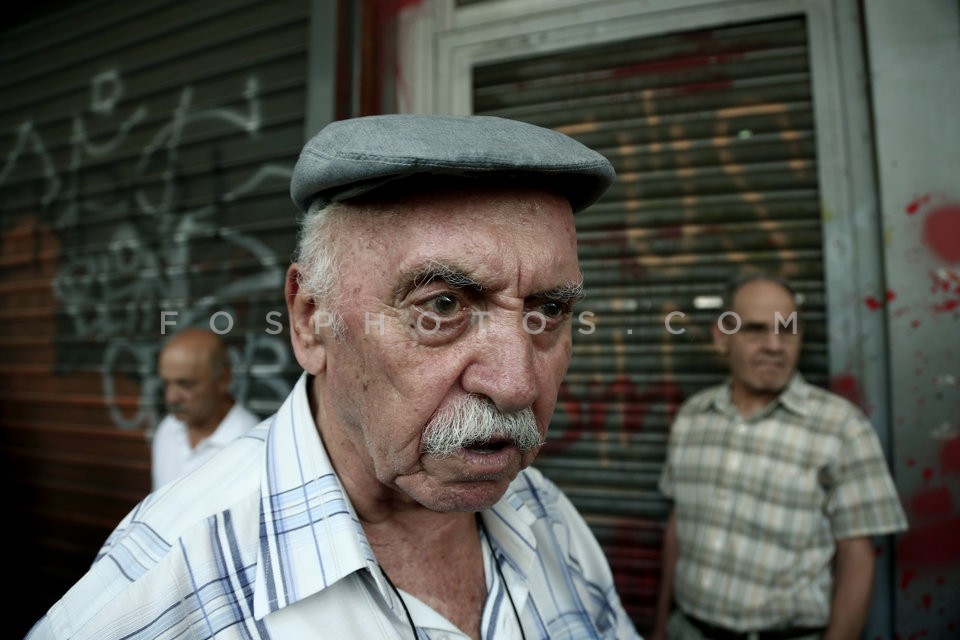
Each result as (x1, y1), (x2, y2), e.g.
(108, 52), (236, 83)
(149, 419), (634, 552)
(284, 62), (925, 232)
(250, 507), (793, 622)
(27, 115), (640, 639)
(652, 274), (907, 640)
(152, 328), (260, 488)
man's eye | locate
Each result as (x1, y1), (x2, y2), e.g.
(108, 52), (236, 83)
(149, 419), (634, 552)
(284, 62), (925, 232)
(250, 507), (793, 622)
(425, 293), (460, 316)
(539, 301), (567, 318)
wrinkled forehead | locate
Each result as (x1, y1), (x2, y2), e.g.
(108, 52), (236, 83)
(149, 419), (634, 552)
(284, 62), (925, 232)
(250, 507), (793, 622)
(731, 281), (799, 321)
(334, 187), (580, 290)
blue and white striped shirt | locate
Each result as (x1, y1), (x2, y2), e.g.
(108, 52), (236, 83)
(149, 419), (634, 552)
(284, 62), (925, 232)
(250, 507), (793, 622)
(29, 374), (640, 639)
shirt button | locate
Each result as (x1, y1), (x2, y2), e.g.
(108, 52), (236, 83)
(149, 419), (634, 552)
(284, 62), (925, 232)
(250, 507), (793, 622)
(736, 423), (749, 435)
(727, 454), (740, 470)
(701, 576), (712, 588)
(712, 535), (723, 550)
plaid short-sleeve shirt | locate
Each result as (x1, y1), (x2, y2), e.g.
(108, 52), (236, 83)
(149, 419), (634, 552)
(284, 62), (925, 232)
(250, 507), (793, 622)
(659, 374), (907, 631)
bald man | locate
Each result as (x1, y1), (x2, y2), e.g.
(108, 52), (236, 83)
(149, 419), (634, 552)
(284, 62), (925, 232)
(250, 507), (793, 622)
(653, 274), (906, 640)
(152, 328), (260, 489)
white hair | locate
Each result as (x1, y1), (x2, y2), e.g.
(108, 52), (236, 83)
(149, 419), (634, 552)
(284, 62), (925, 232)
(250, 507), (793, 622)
(294, 199), (348, 334)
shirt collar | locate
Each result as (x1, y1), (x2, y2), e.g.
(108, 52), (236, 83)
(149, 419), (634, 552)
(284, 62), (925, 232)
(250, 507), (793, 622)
(710, 372), (809, 418)
(778, 372), (810, 416)
(252, 373), (379, 619)
(203, 404), (243, 447)
(484, 476), (539, 578)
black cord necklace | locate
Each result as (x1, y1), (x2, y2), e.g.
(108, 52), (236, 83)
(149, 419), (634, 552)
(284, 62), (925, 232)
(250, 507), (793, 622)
(378, 518), (527, 640)
(482, 518), (528, 640)
(379, 563), (419, 638)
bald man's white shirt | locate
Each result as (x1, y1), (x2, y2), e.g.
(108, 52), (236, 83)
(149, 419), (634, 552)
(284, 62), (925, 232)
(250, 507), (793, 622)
(151, 403), (261, 489)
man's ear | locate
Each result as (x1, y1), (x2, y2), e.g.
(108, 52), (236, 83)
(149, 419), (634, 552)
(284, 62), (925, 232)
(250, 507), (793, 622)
(217, 366), (233, 396)
(286, 264), (328, 374)
(711, 318), (730, 355)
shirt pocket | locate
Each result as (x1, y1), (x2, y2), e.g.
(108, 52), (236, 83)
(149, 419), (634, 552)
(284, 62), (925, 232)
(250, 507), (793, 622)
(749, 463), (825, 550)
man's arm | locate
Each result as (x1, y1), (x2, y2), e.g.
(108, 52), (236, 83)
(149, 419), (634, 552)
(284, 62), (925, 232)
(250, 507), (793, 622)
(650, 510), (678, 640)
(823, 536), (875, 640)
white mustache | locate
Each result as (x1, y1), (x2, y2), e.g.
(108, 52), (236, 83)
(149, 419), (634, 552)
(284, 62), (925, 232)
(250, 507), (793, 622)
(421, 395), (544, 457)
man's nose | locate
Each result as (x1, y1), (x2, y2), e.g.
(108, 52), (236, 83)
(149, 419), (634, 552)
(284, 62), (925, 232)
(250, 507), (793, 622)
(462, 314), (538, 413)
(165, 387), (182, 405)
(761, 329), (786, 351)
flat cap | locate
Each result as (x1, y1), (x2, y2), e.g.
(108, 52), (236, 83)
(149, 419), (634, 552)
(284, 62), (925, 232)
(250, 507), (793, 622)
(290, 114), (615, 214)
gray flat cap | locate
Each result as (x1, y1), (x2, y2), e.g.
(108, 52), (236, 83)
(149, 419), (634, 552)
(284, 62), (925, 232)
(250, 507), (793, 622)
(290, 114), (615, 214)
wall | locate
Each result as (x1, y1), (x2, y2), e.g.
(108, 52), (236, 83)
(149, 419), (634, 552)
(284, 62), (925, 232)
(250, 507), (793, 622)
(865, 1), (960, 638)
(0, 1), (311, 634)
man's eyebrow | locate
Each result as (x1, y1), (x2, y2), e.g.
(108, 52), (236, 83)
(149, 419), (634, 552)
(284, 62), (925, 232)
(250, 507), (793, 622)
(537, 279), (585, 303)
(396, 260), (483, 298)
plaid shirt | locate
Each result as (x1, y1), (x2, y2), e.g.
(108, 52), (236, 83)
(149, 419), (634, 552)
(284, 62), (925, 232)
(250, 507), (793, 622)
(29, 374), (639, 640)
(659, 374), (907, 631)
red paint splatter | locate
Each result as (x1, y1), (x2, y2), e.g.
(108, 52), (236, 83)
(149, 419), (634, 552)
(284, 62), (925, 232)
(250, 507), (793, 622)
(922, 594), (932, 610)
(941, 435), (960, 474)
(552, 378), (685, 454)
(936, 576), (945, 585)
(932, 299), (960, 313)
(923, 467), (935, 482)
(907, 458), (916, 466)
(897, 516), (960, 565)
(911, 319), (921, 329)
(376, 0), (427, 20)
(906, 194), (933, 215)
(658, 226), (683, 239)
(864, 289), (896, 310)
(675, 80), (733, 95)
(927, 268), (960, 311)
(830, 374), (864, 409)
(922, 205), (960, 262)
(910, 486), (954, 519)
(901, 569), (916, 590)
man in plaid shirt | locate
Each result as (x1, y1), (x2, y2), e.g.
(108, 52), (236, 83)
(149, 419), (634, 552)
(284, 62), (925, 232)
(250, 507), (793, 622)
(652, 274), (907, 640)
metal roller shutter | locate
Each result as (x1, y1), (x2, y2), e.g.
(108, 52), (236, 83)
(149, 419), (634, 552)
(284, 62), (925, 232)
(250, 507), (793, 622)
(473, 16), (828, 628)
(0, 1), (308, 632)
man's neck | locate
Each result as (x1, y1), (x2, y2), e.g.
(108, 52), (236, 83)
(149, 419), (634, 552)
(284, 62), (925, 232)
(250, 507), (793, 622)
(365, 510), (486, 640)
(186, 399), (234, 448)
(729, 385), (779, 420)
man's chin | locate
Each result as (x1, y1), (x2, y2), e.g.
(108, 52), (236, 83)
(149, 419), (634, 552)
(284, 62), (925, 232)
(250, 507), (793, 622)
(417, 484), (511, 513)
(754, 378), (790, 395)
(403, 467), (518, 513)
